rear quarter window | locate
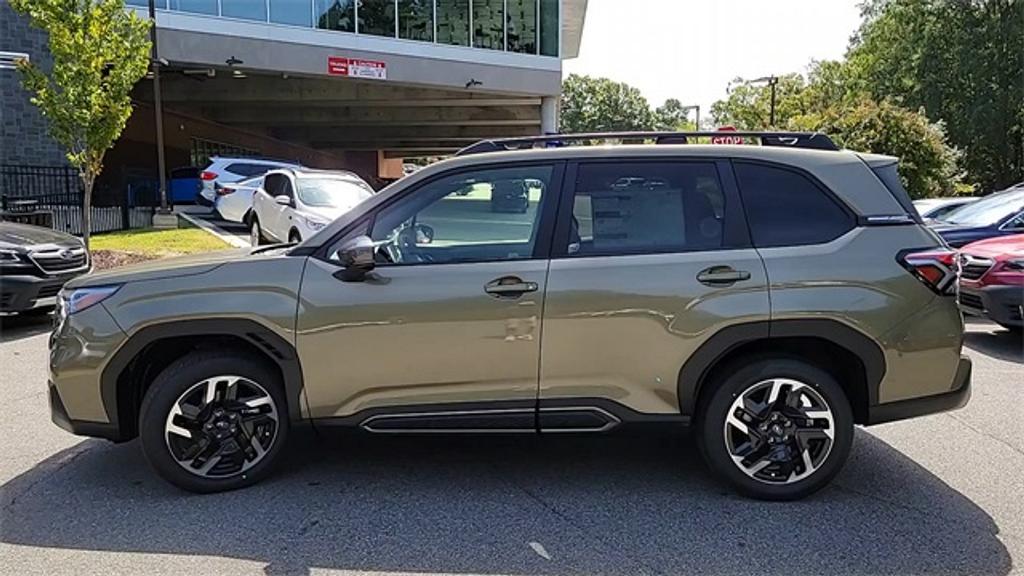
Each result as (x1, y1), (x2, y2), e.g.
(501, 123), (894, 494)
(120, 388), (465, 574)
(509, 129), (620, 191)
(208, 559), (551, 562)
(734, 162), (854, 248)
(226, 163), (275, 178)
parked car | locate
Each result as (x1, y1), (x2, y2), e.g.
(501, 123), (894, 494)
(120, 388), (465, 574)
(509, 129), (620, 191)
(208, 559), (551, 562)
(490, 179), (530, 213)
(0, 222), (88, 315)
(957, 234), (1024, 331)
(213, 176), (263, 224)
(250, 168), (373, 245)
(49, 131), (971, 500)
(196, 157), (302, 207)
(929, 187), (1024, 247)
(913, 196), (977, 220)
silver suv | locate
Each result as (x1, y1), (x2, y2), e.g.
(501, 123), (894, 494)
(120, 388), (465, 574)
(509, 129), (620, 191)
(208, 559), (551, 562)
(48, 132), (970, 499)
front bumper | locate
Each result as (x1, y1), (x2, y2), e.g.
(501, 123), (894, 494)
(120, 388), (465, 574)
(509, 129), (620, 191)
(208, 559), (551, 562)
(0, 272), (78, 313)
(959, 285), (1023, 327)
(49, 381), (122, 441)
(866, 355), (972, 425)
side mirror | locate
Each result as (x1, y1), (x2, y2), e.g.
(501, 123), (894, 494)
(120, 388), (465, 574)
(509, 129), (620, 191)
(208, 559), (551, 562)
(414, 223), (434, 245)
(333, 235), (376, 282)
(274, 194), (293, 207)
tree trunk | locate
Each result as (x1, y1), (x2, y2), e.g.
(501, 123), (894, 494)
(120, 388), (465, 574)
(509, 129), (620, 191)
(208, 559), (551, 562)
(81, 172), (94, 250)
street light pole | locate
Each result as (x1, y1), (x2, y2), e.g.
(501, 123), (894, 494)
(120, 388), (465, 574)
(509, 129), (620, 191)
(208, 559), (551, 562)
(767, 75), (778, 128)
(148, 0), (169, 217)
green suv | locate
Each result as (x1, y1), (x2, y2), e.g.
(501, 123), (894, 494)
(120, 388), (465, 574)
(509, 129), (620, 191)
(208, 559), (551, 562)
(48, 132), (971, 500)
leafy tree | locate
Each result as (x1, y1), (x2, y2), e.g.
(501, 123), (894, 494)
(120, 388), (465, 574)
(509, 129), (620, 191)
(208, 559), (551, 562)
(791, 98), (962, 198)
(560, 74), (656, 133)
(847, 0), (1023, 191)
(655, 98), (696, 131)
(710, 73), (809, 129)
(11, 0), (151, 247)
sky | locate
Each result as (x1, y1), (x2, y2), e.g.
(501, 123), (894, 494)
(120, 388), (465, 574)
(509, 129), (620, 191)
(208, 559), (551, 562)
(563, 0), (864, 122)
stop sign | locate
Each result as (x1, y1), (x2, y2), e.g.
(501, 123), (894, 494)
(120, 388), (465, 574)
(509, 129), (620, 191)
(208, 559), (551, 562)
(711, 126), (745, 145)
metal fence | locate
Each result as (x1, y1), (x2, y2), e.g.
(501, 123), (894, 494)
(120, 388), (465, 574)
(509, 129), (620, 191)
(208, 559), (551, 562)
(0, 165), (157, 235)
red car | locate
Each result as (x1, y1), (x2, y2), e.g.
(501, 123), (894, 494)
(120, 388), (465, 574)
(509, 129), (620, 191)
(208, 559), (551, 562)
(957, 234), (1024, 330)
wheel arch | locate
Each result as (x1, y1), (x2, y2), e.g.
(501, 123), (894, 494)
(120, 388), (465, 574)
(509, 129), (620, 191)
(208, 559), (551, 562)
(678, 319), (885, 425)
(100, 319), (305, 441)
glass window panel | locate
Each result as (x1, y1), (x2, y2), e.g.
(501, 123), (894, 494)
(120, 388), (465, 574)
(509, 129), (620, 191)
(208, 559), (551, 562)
(358, 0), (396, 37)
(436, 0), (470, 46)
(539, 0), (558, 56)
(127, 0), (166, 8)
(271, 0), (314, 26)
(472, 0), (504, 50)
(169, 0), (217, 15)
(370, 165), (553, 265)
(398, 0), (433, 41)
(222, 0), (267, 21)
(316, 0), (356, 32)
(506, 0), (536, 54)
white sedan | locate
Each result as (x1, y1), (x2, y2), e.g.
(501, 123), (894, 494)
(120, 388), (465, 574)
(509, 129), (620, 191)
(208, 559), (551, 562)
(213, 176), (263, 224)
(250, 168), (373, 245)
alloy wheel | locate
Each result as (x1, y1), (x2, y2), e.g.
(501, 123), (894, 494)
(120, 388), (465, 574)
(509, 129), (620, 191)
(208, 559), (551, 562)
(250, 222), (261, 246)
(164, 375), (279, 478)
(723, 378), (835, 484)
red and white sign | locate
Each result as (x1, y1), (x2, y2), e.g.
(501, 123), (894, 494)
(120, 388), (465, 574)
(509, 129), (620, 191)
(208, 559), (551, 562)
(327, 56), (387, 80)
(711, 126), (745, 145)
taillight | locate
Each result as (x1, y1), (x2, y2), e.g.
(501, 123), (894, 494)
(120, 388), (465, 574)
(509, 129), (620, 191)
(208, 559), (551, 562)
(898, 248), (957, 294)
(215, 183), (235, 196)
(200, 171), (218, 181)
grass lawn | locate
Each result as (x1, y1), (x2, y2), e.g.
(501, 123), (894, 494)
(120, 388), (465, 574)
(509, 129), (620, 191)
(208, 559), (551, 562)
(91, 227), (230, 256)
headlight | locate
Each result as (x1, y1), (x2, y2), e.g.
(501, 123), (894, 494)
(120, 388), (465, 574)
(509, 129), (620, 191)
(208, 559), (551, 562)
(301, 216), (328, 231)
(0, 249), (31, 269)
(63, 285), (121, 315)
(1003, 259), (1024, 271)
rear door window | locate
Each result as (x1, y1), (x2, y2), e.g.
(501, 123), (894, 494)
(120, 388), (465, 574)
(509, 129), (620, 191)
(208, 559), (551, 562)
(734, 162), (853, 248)
(565, 162), (727, 256)
(227, 163), (275, 178)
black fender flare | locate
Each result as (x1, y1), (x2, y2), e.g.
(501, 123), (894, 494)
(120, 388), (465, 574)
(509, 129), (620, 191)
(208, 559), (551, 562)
(676, 319), (886, 417)
(100, 318), (305, 433)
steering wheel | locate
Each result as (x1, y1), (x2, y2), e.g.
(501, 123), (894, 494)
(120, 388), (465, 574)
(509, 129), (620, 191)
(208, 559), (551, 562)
(379, 223), (433, 264)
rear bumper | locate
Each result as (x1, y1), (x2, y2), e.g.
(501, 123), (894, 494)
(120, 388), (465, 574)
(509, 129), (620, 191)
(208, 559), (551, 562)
(959, 284), (1023, 327)
(866, 355), (972, 425)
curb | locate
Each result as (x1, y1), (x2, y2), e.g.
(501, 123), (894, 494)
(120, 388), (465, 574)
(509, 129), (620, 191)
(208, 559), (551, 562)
(177, 212), (250, 249)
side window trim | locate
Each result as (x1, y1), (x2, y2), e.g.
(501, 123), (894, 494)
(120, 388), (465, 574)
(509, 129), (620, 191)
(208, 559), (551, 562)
(550, 157), (750, 260)
(315, 160), (566, 266)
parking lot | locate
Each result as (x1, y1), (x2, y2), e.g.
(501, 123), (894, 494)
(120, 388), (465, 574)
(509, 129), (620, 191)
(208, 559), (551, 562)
(1, 314), (1021, 576)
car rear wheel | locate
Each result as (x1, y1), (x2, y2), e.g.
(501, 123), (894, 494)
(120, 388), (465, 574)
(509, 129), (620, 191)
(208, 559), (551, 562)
(698, 358), (853, 501)
(139, 349), (289, 493)
(289, 230), (302, 244)
(250, 218), (265, 247)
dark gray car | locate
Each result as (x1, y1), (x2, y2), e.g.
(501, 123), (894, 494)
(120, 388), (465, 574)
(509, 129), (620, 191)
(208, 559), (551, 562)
(0, 222), (89, 314)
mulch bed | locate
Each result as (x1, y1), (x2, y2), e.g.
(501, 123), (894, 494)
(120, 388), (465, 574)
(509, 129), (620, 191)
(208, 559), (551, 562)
(90, 250), (159, 270)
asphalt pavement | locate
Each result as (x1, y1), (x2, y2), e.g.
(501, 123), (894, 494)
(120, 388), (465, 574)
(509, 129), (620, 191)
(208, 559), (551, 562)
(0, 314), (1021, 576)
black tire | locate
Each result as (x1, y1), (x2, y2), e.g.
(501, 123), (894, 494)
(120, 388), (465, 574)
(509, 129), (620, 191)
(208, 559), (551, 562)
(139, 349), (289, 493)
(288, 230), (302, 244)
(250, 217), (266, 247)
(697, 357), (853, 501)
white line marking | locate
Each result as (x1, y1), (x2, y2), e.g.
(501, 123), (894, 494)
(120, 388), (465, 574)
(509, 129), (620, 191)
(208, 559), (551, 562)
(528, 541), (551, 560)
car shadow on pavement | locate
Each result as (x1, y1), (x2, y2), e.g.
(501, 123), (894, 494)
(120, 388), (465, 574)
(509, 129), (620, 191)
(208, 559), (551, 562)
(0, 312), (53, 343)
(0, 429), (1011, 576)
(964, 325), (1023, 364)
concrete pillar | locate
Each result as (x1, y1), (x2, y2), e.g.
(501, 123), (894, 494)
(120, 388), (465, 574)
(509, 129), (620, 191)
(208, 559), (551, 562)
(541, 96), (559, 134)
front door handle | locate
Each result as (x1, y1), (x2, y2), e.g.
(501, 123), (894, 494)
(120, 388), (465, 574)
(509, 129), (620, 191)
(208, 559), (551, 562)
(485, 276), (538, 298)
(697, 266), (751, 286)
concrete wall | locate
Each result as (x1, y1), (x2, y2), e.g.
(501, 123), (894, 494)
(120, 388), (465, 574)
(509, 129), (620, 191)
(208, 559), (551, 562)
(0, 0), (68, 167)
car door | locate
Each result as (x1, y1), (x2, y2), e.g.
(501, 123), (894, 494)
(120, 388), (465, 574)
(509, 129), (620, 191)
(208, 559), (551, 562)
(538, 159), (770, 428)
(296, 162), (563, 430)
(259, 173), (293, 241)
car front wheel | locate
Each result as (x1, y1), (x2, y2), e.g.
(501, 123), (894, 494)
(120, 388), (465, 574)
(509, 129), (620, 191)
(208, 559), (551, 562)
(250, 218), (265, 247)
(698, 358), (853, 501)
(139, 349), (289, 493)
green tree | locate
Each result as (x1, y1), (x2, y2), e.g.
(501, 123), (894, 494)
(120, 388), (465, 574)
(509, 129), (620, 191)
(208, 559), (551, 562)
(11, 0), (151, 248)
(710, 73), (809, 129)
(560, 74), (656, 133)
(791, 98), (962, 198)
(848, 0), (1023, 191)
(655, 98), (696, 131)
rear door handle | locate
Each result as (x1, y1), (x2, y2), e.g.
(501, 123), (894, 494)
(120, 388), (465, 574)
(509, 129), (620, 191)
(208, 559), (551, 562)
(485, 276), (539, 298)
(697, 266), (751, 286)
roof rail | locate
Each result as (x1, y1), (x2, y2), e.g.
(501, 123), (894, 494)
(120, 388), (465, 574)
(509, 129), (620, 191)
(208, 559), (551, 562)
(456, 131), (839, 156)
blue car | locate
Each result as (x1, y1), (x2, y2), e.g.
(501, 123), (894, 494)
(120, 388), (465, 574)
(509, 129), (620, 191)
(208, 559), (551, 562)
(929, 186), (1024, 247)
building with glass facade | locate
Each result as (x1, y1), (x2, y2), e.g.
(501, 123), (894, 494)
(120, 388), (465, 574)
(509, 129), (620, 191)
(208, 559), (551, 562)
(111, 0), (585, 181)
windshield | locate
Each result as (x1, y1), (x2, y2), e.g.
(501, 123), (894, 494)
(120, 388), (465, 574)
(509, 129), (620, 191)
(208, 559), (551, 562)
(297, 177), (372, 208)
(940, 189), (1024, 226)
